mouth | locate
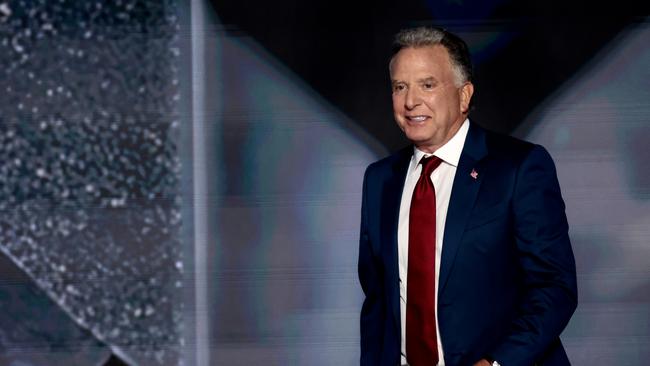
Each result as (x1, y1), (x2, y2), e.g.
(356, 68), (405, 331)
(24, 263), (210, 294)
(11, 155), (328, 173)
(405, 115), (430, 123)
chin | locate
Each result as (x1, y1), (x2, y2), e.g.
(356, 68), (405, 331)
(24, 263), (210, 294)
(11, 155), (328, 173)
(404, 130), (431, 143)
(407, 139), (432, 150)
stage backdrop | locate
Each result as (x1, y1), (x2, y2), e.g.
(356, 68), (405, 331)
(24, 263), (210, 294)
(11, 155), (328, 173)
(0, 1), (647, 365)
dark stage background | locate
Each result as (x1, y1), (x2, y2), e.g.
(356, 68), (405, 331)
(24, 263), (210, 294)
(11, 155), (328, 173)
(0, 0), (648, 365)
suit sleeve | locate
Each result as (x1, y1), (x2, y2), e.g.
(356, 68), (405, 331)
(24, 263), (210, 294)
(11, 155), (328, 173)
(358, 166), (386, 365)
(491, 145), (578, 365)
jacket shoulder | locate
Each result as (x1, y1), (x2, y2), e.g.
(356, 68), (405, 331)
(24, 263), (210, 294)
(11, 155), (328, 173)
(365, 146), (411, 176)
(481, 127), (555, 165)
(484, 129), (535, 156)
(477, 126), (558, 181)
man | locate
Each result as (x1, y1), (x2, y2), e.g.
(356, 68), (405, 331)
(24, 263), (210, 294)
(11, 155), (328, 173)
(358, 27), (577, 366)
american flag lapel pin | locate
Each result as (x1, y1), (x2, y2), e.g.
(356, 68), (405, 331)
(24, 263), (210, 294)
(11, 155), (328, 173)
(470, 169), (478, 180)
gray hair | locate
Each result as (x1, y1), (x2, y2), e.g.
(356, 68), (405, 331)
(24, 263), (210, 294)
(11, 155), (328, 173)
(390, 26), (473, 87)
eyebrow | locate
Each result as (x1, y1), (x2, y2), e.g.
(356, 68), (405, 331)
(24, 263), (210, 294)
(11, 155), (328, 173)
(391, 76), (437, 84)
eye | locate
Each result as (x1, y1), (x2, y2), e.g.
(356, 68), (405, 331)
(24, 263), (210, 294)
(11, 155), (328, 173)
(423, 82), (434, 90)
(392, 83), (406, 93)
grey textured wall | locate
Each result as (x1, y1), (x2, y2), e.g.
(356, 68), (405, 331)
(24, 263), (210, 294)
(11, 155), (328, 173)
(0, 1), (182, 365)
(516, 22), (650, 365)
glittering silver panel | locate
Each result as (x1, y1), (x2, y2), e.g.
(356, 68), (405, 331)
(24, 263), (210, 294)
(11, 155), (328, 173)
(0, 1), (182, 365)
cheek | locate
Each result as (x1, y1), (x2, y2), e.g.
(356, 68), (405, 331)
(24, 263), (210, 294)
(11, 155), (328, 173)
(430, 96), (454, 114)
(422, 94), (440, 109)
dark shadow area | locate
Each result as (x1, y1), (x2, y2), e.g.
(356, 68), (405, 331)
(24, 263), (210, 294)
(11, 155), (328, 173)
(0, 251), (113, 365)
(210, 0), (647, 152)
(104, 354), (131, 366)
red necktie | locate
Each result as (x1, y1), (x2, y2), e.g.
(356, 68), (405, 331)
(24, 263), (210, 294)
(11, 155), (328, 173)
(407, 155), (442, 366)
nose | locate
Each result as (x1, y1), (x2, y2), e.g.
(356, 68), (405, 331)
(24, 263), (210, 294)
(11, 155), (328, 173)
(404, 88), (420, 110)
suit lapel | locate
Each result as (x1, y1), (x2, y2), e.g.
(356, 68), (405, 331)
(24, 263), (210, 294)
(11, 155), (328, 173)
(381, 147), (411, 333)
(439, 123), (488, 294)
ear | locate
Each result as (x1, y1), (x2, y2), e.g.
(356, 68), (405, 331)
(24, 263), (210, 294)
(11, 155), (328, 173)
(459, 82), (474, 114)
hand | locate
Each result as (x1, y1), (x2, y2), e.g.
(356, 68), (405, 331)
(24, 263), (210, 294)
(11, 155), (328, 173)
(473, 359), (491, 366)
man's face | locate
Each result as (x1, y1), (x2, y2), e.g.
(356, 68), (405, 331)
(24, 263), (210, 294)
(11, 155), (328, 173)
(390, 45), (473, 153)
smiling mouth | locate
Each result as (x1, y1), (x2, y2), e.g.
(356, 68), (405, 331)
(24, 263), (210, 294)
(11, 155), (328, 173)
(406, 115), (429, 122)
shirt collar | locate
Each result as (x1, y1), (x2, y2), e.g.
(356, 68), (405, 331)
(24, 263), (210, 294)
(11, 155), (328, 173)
(412, 118), (470, 169)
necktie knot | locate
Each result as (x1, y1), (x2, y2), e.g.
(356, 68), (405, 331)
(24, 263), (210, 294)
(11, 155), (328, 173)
(420, 155), (442, 177)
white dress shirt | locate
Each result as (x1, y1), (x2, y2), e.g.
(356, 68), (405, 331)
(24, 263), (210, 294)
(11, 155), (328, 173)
(398, 118), (470, 365)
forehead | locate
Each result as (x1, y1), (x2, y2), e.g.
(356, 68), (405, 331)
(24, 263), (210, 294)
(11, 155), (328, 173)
(389, 45), (453, 79)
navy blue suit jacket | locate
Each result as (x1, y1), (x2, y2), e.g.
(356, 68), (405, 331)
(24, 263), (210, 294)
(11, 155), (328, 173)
(359, 122), (577, 366)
